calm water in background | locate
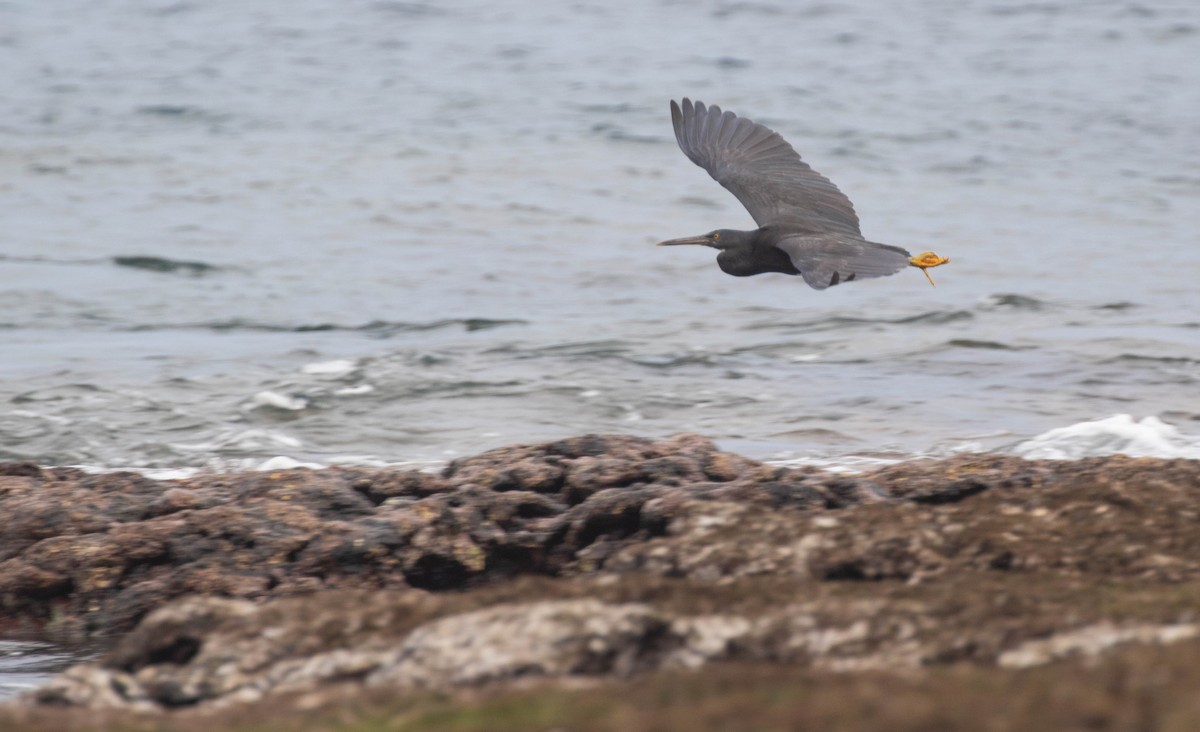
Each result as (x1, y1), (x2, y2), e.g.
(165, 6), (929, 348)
(2, 0), (1199, 473)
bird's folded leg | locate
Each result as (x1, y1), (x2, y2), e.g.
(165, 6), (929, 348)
(908, 251), (950, 287)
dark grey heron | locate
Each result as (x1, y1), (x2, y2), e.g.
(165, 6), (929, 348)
(659, 98), (949, 289)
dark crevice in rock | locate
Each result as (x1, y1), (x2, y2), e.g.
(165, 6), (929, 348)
(144, 636), (201, 666)
(404, 554), (473, 591)
(0, 462), (43, 478)
(907, 479), (990, 505)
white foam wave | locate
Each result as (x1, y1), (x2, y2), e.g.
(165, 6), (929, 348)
(300, 359), (359, 377)
(767, 437), (992, 474)
(255, 456), (326, 471)
(70, 455), (445, 480)
(334, 384), (375, 396)
(249, 391), (309, 411)
(1012, 415), (1200, 460)
(169, 428), (304, 453)
(6, 409), (72, 425)
(73, 465), (204, 480)
(768, 453), (908, 474)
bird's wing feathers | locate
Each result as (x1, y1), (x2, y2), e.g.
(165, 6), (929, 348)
(775, 235), (910, 290)
(671, 98), (862, 236)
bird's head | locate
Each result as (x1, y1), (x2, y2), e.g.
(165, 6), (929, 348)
(657, 229), (744, 250)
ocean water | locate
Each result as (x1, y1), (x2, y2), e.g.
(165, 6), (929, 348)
(2, 0), (1199, 475)
(0, 641), (81, 702)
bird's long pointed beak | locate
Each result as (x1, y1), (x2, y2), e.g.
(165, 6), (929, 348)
(657, 235), (713, 247)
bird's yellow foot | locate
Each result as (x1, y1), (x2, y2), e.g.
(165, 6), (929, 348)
(908, 251), (950, 287)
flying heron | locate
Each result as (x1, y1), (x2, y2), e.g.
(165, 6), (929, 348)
(659, 98), (949, 289)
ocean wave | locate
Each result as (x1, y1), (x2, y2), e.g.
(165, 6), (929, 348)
(744, 309), (974, 333)
(112, 255), (222, 275)
(1102, 353), (1199, 366)
(1012, 415), (1200, 460)
(248, 391), (310, 412)
(300, 359), (360, 377)
(121, 317), (526, 335)
(944, 338), (1031, 351)
(977, 293), (1048, 311)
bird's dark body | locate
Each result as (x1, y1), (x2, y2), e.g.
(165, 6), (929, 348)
(714, 230), (800, 277)
(718, 242), (800, 277)
(659, 98), (917, 291)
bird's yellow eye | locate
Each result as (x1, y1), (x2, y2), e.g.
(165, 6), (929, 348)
(712, 232), (720, 240)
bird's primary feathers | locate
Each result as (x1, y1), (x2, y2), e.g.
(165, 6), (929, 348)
(660, 98), (948, 290)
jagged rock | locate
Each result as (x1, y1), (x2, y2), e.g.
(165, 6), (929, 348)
(27, 594), (734, 710)
(2, 440), (1200, 727)
(0, 434), (894, 639)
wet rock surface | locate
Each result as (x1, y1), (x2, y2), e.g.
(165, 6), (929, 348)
(1, 435), (1199, 729)
(0, 434), (891, 640)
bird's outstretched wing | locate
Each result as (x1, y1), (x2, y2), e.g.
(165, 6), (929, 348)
(775, 234), (910, 290)
(670, 98), (862, 236)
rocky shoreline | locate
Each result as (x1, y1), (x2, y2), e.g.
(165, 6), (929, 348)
(2, 434), (1199, 730)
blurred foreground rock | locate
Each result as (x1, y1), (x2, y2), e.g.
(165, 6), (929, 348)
(1, 434), (1199, 728)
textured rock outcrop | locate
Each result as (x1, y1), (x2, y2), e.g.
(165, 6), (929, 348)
(0, 434), (960, 640)
(2, 436), (1199, 726)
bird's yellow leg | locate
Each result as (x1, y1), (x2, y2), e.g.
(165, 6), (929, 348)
(908, 251), (950, 287)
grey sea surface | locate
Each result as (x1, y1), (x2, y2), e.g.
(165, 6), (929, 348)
(0, 641), (83, 702)
(2, 0), (1199, 474)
